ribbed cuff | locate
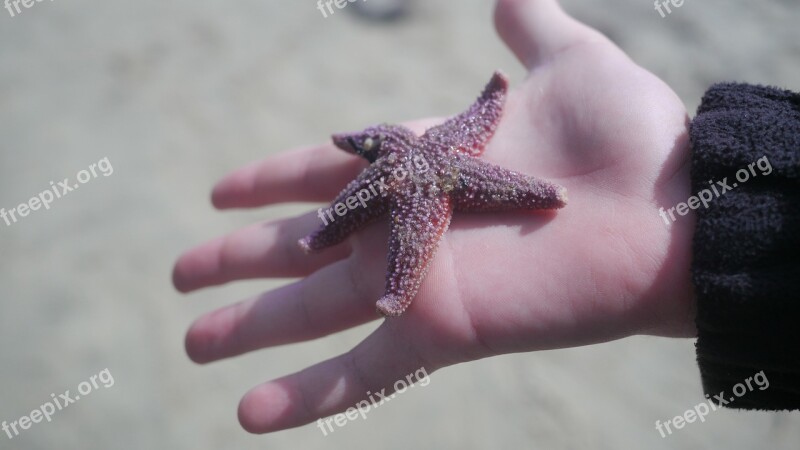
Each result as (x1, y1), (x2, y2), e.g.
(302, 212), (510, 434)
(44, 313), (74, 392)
(690, 83), (800, 410)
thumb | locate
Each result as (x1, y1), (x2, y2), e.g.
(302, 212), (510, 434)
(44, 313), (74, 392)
(494, 0), (603, 69)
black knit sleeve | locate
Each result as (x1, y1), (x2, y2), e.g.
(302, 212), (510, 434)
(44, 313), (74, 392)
(690, 83), (800, 410)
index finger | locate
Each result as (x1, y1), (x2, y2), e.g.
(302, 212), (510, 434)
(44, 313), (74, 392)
(211, 120), (440, 209)
(211, 144), (365, 209)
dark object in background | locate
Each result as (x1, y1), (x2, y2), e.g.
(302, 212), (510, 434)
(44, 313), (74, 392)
(349, 0), (412, 22)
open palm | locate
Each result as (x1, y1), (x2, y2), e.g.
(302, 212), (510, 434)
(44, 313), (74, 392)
(173, 0), (696, 433)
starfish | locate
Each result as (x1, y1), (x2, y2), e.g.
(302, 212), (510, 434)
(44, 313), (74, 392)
(298, 71), (567, 317)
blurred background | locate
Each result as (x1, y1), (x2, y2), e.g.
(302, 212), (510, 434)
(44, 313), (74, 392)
(1, 0), (798, 448)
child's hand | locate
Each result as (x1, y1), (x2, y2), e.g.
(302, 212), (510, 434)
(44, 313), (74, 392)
(173, 0), (695, 433)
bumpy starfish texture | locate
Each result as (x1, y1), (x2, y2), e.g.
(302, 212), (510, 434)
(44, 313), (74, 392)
(298, 71), (567, 317)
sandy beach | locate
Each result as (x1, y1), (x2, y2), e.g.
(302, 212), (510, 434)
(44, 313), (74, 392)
(1, 0), (798, 448)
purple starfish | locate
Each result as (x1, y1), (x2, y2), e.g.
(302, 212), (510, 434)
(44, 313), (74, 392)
(298, 71), (567, 317)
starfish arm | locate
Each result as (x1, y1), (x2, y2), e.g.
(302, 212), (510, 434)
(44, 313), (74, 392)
(376, 194), (453, 316)
(450, 155), (568, 212)
(298, 166), (391, 253)
(421, 71), (508, 157)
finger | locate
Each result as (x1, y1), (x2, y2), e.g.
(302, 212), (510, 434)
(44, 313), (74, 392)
(237, 324), (435, 434)
(211, 120), (440, 209)
(172, 213), (349, 293)
(211, 145), (366, 209)
(494, 0), (602, 69)
(184, 258), (383, 364)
